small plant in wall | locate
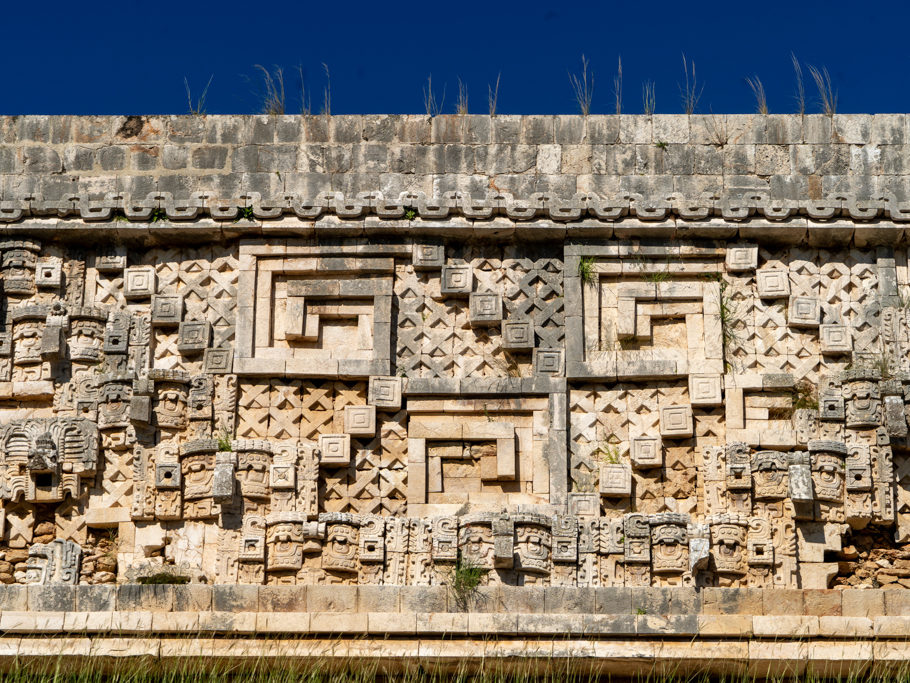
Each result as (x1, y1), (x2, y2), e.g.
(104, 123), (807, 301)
(236, 206), (255, 221)
(578, 256), (597, 284)
(149, 208), (168, 223)
(791, 379), (819, 411)
(444, 552), (488, 612)
(216, 428), (234, 452)
(404, 207), (417, 220)
(593, 432), (624, 465)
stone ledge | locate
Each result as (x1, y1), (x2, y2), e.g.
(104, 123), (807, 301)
(0, 635), (906, 676)
(15, 585), (910, 617)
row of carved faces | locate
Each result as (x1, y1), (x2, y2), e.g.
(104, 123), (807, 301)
(217, 513), (782, 581)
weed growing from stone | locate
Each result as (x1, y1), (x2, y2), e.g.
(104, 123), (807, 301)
(149, 208), (168, 223)
(578, 256), (597, 284)
(444, 552), (488, 611)
(237, 206), (255, 221)
(792, 379), (819, 411)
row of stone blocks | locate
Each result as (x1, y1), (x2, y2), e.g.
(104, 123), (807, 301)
(9, 584), (910, 618)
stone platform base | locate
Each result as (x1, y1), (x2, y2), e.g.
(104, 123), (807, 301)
(4, 586), (910, 676)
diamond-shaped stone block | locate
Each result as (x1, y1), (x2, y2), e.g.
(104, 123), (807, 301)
(630, 436), (662, 469)
(819, 395), (845, 421)
(788, 296), (820, 328)
(568, 492), (600, 517)
(441, 265), (473, 296)
(502, 320), (535, 351)
(344, 405), (377, 436)
(469, 293), (502, 327)
(659, 406), (693, 438)
(756, 270), (790, 298)
(124, 266), (157, 300)
(689, 374), (723, 406)
(820, 324), (852, 354)
(368, 376), (402, 410)
(318, 434), (351, 467)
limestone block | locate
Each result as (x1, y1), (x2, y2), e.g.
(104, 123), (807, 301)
(177, 320), (211, 353)
(533, 348), (564, 375)
(756, 269), (790, 298)
(319, 433), (351, 466)
(568, 492), (600, 517)
(35, 259), (62, 288)
(368, 376), (402, 410)
(819, 395), (845, 421)
(820, 324), (852, 354)
(124, 266), (157, 299)
(151, 295), (183, 327)
(631, 436), (662, 469)
(788, 296), (820, 327)
(469, 293), (502, 326)
(155, 463), (181, 489)
(412, 243), (444, 269)
(502, 320), (535, 351)
(689, 374), (723, 406)
(800, 563), (838, 589)
(659, 406), (693, 438)
(441, 265), (472, 296)
(344, 405), (377, 436)
(202, 348), (233, 373)
(725, 245), (758, 272)
(599, 463), (632, 496)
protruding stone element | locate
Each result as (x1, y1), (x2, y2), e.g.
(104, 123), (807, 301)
(344, 405), (377, 436)
(96, 247), (126, 273)
(568, 492), (599, 517)
(599, 463), (632, 496)
(124, 266), (157, 299)
(687, 523), (710, 572)
(502, 320), (535, 351)
(368, 376), (402, 410)
(725, 244), (758, 272)
(689, 374), (722, 406)
(819, 394), (845, 421)
(630, 436), (662, 469)
(533, 348), (564, 375)
(203, 348), (233, 374)
(318, 434), (351, 467)
(659, 405), (693, 438)
(788, 296), (820, 327)
(25, 539), (82, 585)
(35, 258), (62, 289)
(151, 295), (183, 327)
(412, 244), (444, 269)
(177, 320), (211, 354)
(789, 452), (814, 503)
(820, 324), (852, 354)
(440, 265), (472, 296)
(469, 293), (503, 327)
(756, 270), (790, 298)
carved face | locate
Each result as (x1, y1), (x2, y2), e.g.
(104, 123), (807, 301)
(155, 384), (188, 430)
(27, 433), (57, 473)
(845, 381), (881, 428)
(812, 453), (845, 502)
(322, 521), (359, 573)
(3, 250), (36, 293)
(711, 523), (747, 575)
(266, 521), (305, 571)
(182, 454), (214, 500)
(459, 522), (494, 569)
(236, 452), (270, 499)
(12, 320), (43, 364)
(651, 524), (688, 573)
(24, 552), (49, 585)
(514, 523), (551, 575)
(99, 384), (131, 429)
(68, 320), (104, 361)
(752, 452), (788, 500)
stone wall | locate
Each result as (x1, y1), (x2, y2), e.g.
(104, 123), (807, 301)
(1, 115), (910, 601)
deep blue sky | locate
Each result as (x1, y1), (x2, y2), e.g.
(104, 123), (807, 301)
(5, 0), (905, 115)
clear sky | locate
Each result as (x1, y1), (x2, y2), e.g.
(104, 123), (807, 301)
(4, 0), (904, 115)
